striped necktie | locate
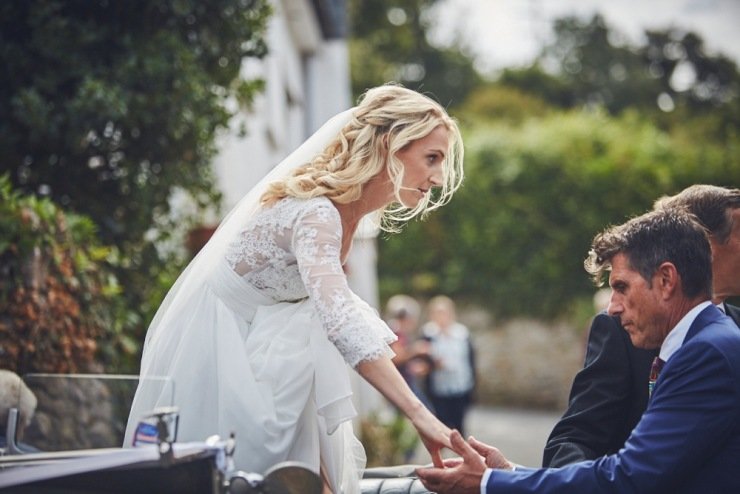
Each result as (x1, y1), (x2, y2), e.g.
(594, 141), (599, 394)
(649, 356), (665, 398)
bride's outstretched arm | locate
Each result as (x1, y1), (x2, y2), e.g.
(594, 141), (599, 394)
(292, 206), (452, 464)
(356, 356), (452, 467)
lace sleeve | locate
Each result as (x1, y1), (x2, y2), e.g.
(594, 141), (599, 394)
(293, 202), (396, 368)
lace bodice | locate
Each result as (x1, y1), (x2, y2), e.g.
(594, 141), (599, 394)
(224, 196), (395, 367)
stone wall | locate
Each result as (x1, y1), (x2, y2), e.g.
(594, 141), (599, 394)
(21, 376), (135, 451)
(460, 308), (586, 411)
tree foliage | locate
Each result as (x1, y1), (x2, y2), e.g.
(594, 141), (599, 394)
(0, 0), (271, 367)
(0, 0), (270, 246)
(348, 0), (480, 106)
(500, 15), (740, 124)
(0, 175), (132, 374)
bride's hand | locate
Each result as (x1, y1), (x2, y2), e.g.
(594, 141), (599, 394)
(354, 357), (452, 466)
(410, 407), (452, 467)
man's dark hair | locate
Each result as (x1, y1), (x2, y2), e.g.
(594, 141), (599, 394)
(585, 208), (712, 299)
(654, 184), (740, 243)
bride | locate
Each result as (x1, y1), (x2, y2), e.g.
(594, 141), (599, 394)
(124, 84), (464, 493)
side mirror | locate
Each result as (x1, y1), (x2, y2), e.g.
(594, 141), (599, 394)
(132, 406), (180, 464)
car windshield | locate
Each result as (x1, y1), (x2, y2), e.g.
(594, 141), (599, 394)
(7, 374), (174, 454)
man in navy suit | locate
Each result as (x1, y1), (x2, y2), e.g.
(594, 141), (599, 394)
(417, 208), (740, 493)
(543, 184), (740, 467)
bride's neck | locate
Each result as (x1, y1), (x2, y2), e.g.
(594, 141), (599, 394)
(332, 176), (391, 235)
(332, 201), (365, 238)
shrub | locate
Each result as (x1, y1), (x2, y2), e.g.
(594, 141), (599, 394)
(0, 175), (135, 374)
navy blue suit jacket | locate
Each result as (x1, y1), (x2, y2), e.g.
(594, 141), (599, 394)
(544, 304), (739, 467)
(487, 304), (740, 493)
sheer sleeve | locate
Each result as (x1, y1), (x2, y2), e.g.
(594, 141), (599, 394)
(293, 201), (396, 368)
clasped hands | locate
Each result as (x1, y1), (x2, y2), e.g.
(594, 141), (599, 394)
(416, 429), (514, 494)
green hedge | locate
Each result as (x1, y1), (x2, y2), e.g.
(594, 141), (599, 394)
(0, 176), (136, 373)
(378, 109), (739, 319)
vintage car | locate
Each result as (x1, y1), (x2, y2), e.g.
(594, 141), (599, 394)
(0, 374), (322, 493)
(0, 373), (427, 494)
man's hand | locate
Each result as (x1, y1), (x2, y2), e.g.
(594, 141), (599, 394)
(468, 435), (514, 470)
(416, 430), (488, 494)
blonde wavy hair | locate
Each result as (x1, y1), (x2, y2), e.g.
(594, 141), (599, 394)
(260, 84), (464, 231)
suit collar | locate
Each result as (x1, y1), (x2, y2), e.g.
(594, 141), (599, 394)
(685, 303), (728, 343)
(660, 301), (712, 362)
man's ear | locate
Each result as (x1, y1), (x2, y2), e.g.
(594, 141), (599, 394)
(656, 261), (679, 299)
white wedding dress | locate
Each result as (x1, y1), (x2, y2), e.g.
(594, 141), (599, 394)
(124, 196), (396, 493)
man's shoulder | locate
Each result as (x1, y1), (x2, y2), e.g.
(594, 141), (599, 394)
(586, 312), (622, 344)
(679, 312), (740, 374)
(696, 304), (740, 338)
(705, 317), (740, 346)
(585, 312), (656, 364)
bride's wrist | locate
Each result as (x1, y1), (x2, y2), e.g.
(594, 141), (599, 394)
(407, 401), (431, 424)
